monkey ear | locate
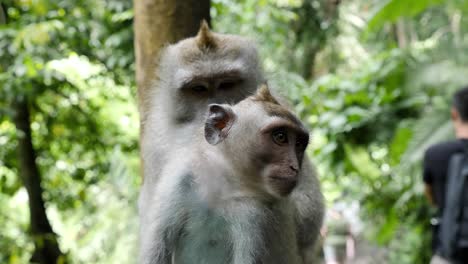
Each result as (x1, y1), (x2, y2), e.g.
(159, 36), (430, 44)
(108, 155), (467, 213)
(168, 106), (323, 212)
(204, 104), (236, 145)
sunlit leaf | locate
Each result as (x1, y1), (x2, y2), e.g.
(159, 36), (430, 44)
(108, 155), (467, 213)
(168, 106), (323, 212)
(367, 0), (444, 31)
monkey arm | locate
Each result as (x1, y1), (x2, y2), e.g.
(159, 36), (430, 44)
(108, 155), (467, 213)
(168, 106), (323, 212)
(290, 158), (324, 263)
(139, 173), (189, 264)
(225, 200), (271, 264)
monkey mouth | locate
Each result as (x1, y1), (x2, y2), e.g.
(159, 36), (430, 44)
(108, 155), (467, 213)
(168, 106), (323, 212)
(269, 176), (297, 195)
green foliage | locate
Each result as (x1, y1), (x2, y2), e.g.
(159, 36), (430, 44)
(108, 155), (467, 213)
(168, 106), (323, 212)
(283, 0), (468, 262)
(227, 1), (468, 262)
(0, 0), (137, 262)
(367, 0), (444, 31)
(212, 0), (339, 77)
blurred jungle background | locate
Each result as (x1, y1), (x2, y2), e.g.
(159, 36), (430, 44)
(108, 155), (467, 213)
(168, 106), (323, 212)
(1, 0), (468, 263)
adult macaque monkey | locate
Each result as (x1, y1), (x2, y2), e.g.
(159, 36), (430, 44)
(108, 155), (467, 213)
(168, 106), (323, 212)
(140, 86), (311, 264)
(139, 22), (323, 262)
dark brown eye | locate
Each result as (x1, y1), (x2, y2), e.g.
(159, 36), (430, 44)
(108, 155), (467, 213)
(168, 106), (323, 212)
(296, 139), (306, 150)
(295, 135), (309, 150)
(191, 85), (208, 92)
(218, 80), (238, 90)
(272, 129), (288, 145)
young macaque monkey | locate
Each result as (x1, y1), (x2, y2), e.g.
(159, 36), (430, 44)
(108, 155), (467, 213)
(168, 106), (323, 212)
(139, 85), (310, 264)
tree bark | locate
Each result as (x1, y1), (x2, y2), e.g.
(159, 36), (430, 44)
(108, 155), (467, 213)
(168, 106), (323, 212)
(395, 19), (407, 48)
(133, 0), (211, 123)
(0, 3), (6, 24)
(13, 98), (63, 264)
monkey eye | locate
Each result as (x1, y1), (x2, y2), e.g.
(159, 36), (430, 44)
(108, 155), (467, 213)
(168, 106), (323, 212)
(218, 80), (239, 90)
(272, 129), (288, 145)
(191, 84), (209, 93)
(295, 137), (308, 150)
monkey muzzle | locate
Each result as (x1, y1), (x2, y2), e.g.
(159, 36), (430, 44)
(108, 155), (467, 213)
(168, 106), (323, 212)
(269, 176), (298, 196)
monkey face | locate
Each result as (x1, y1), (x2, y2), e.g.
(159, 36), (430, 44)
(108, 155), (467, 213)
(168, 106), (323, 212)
(255, 119), (309, 197)
(158, 26), (262, 125)
(204, 85), (309, 200)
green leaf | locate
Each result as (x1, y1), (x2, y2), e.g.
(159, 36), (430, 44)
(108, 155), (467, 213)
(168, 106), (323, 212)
(389, 125), (412, 166)
(377, 208), (399, 244)
(367, 0), (444, 32)
(344, 144), (381, 180)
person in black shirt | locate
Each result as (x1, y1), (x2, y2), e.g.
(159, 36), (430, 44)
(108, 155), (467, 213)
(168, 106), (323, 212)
(423, 86), (468, 263)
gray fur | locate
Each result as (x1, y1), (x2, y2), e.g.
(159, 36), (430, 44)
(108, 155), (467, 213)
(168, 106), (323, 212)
(139, 29), (323, 263)
(139, 102), (305, 264)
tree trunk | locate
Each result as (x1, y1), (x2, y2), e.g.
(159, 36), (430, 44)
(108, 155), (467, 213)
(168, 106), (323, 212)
(13, 98), (63, 264)
(133, 0), (211, 122)
(0, 3), (6, 24)
(395, 19), (407, 48)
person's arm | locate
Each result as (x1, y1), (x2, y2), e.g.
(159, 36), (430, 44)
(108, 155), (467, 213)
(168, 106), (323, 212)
(424, 183), (436, 207)
(423, 149), (437, 207)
